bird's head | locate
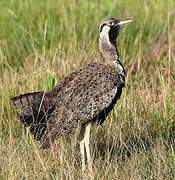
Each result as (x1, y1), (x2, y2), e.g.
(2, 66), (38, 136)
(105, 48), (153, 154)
(99, 17), (132, 42)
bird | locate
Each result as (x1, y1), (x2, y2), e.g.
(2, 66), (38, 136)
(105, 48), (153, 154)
(11, 17), (132, 171)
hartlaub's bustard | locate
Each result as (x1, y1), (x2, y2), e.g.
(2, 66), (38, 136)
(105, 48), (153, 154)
(11, 17), (132, 171)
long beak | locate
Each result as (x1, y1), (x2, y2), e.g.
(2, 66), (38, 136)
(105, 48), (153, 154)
(117, 19), (133, 26)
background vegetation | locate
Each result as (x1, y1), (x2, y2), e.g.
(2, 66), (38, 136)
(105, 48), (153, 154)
(0, 0), (175, 179)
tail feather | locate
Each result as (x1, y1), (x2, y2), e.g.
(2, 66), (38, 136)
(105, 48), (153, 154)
(11, 92), (44, 109)
(11, 92), (55, 141)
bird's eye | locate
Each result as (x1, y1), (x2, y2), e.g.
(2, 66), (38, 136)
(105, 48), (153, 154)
(108, 21), (115, 26)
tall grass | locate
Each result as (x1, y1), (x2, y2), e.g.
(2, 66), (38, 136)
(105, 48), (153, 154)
(0, 0), (175, 179)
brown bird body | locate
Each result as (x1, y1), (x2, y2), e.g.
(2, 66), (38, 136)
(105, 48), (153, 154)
(12, 63), (123, 146)
(11, 17), (132, 171)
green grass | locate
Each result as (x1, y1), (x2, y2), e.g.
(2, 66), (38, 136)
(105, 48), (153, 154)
(0, 0), (175, 179)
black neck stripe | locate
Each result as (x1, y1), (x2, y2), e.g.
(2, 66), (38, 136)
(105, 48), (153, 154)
(100, 23), (107, 32)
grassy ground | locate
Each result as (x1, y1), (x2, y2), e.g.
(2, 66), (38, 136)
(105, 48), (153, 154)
(0, 0), (175, 179)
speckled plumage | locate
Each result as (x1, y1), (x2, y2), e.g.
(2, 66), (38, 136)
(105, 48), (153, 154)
(11, 17), (127, 148)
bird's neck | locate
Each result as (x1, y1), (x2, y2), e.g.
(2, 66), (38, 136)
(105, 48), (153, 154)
(99, 33), (125, 76)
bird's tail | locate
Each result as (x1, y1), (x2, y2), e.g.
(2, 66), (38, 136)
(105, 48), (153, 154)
(11, 92), (55, 141)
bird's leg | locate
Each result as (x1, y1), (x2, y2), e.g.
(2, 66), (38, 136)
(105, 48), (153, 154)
(79, 123), (86, 171)
(84, 123), (92, 172)
(79, 137), (86, 171)
(78, 122), (92, 172)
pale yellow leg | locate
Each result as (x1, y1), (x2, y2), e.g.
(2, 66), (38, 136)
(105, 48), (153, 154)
(79, 122), (92, 172)
(84, 123), (92, 171)
(80, 138), (86, 171)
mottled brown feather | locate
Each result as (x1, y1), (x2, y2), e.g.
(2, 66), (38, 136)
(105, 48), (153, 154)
(39, 63), (124, 147)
